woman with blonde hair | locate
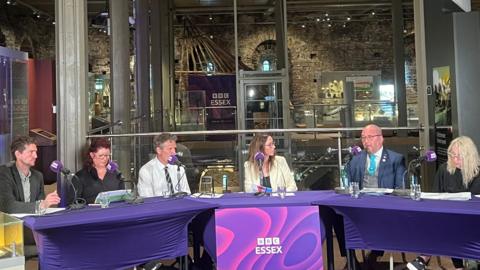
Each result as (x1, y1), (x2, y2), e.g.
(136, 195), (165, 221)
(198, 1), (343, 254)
(408, 136), (480, 270)
(433, 135), (480, 193)
(244, 134), (297, 193)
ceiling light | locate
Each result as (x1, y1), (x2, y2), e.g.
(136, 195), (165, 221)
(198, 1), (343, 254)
(347, 17), (351, 21)
(371, 11), (376, 16)
(324, 13), (328, 17)
(316, 18), (320, 22)
(301, 24), (306, 28)
(327, 23), (332, 27)
(209, 15), (213, 21)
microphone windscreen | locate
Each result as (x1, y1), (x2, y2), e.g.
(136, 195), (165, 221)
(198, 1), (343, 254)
(254, 152), (265, 161)
(168, 155), (179, 165)
(425, 150), (437, 162)
(107, 160), (119, 173)
(351, 146), (362, 155)
(50, 160), (63, 173)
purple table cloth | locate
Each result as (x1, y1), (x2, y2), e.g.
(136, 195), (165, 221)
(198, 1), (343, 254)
(313, 192), (480, 260)
(23, 197), (217, 270)
(187, 191), (334, 261)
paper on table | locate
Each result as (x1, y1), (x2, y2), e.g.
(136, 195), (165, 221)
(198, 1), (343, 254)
(10, 207), (66, 218)
(360, 188), (394, 194)
(421, 192), (471, 201)
(191, 193), (224, 199)
(271, 192), (296, 197)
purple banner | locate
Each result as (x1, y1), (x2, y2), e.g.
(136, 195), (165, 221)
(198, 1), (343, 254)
(215, 206), (323, 270)
(187, 75), (236, 131)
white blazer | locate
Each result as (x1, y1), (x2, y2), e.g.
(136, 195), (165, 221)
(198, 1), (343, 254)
(244, 155), (297, 193)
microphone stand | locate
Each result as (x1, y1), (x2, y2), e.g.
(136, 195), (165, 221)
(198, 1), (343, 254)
(392, 159), (418, 197)
(123, 180), (144, 204)
(67, 174), (86, 209)
(172, 165), (188, 198)
(335, 154), (353, 194)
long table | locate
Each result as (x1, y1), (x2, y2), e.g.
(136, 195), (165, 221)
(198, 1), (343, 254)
(313, 192), (480, 261)
(23, 197), (217, 270)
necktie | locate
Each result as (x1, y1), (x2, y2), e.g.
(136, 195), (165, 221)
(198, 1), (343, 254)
(368, 154), (376, 176)
(164, 167), (174, 194)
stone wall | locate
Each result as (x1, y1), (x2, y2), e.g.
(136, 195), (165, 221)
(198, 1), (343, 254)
(0, 7), (417, 107)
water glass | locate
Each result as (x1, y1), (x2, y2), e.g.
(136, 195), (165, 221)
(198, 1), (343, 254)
(98, 193), (110, 208)
(349, 182), (360, 199)
(410, 184), (422, 201)
(35, 200), (46, 215)
(277, 185), (287, 199)
(162, 190), (172, 198)
(200, 176), (213, 196)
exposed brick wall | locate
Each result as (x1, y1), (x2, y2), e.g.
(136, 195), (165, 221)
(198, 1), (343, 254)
(0, 9), (417, 107)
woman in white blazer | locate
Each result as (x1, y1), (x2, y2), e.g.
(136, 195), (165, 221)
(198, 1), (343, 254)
(244, 134), (298, 193)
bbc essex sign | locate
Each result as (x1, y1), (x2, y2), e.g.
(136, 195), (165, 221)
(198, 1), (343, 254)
(214, 206), (323, 270)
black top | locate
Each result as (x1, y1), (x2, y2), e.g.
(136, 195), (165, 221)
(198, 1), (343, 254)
(69, 167), (124, 204)
(432, 163), (480, 195)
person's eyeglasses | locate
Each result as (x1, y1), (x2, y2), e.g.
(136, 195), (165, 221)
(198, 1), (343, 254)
(265, 143), (275, 147)
(361, 135), (381, 140)
(95, 154), (111, 159)
(448, 153), (462, 160)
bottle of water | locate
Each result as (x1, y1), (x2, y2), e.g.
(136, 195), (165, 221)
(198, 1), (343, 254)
(222, 174), (228, 192)
(340, 166), (349, 189)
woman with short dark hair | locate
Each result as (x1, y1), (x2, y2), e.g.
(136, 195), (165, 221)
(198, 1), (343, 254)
(69, 138), (124, 204)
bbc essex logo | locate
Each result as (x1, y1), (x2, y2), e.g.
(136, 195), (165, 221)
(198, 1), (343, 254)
(255, 237), (283, 255)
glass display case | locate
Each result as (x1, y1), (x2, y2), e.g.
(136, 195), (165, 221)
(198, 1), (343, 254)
(0, 212), (24, 269)
(0, 47), (28, 165)
(317, 71), (398, 127)
(88, 73), (111, 130)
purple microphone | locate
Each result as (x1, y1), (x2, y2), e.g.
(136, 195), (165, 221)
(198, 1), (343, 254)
(254, 152), (265, 162)
(421, 150), (437, 162)
(349, 145), (362, 155)
(49, 160), (71, 175)
(168, 155), (182, 166)
(107, 160), (119, 173)
(254, 151), (265, 169)
(412, 150), (437, 168)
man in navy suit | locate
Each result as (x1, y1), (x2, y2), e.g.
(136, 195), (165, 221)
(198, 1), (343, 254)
(338, 124), (406, 268)
(346, 124), (406, 189)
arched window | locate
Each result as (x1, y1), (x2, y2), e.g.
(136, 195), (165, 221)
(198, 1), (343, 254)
(262, 60), (271, 72)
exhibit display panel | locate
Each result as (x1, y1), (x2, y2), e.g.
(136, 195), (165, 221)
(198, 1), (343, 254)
(0, 47), (28, 165)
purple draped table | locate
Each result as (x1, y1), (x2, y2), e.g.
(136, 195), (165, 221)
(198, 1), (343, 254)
(23, 197), (217, 270)
(186, 191), (336, 266)
(313, 192), (480, 260)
